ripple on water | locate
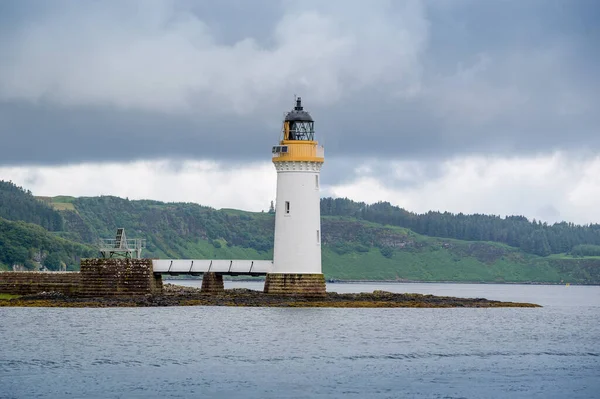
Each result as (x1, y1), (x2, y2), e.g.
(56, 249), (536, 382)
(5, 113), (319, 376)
(0, 283), (599, 398)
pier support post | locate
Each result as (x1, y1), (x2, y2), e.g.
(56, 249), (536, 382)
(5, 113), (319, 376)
(263, 273), (326, 297)
(201, 272), (224, 294)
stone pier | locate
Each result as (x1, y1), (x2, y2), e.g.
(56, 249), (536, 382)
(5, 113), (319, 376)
(79, 258), (163, 297)
(201, 272), (224, 294)
(263, 273), (326, 297)
(0, 259), (163, 297)
(0, 271), (80, 295)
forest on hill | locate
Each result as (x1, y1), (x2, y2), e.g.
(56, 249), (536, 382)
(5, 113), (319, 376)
(321, 198), (600, 257)
(0, 180), (599, 283)
(0, 181), (63, 231)
(0, 217), (95, 271)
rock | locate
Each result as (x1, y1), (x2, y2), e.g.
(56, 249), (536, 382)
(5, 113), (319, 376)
(2, 288), (542, 308)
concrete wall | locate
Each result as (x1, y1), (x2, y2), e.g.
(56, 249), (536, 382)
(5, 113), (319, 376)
(0, 271), (80, 295)
(79, 258), (163, 297)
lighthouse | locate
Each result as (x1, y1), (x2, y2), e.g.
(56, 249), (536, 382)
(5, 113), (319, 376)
(264, 97), (326, 296)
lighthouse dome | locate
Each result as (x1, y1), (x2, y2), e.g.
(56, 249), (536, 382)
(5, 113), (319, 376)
(285, 97), (313, 122)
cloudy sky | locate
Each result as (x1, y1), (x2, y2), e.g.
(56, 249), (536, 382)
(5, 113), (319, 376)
(0, 0), (599, 223)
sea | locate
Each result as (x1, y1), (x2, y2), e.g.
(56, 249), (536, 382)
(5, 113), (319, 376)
(1, 282), (598, 399)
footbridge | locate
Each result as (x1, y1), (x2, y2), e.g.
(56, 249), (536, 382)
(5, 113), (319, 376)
(99, 230), (274, 277)
(152, 259), (274, 293)
(152, 259), (273, 276)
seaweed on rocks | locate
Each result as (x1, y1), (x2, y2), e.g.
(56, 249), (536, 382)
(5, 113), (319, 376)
(0, 284), (541, 308)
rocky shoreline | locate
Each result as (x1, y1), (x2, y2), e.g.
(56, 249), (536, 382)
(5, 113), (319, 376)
(0, 284), (540, 308)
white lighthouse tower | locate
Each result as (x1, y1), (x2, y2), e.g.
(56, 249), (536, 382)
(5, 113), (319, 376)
(264, 97), (326, 296)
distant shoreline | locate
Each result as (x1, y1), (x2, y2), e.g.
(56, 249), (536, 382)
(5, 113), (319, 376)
(165, 277), (598, 286)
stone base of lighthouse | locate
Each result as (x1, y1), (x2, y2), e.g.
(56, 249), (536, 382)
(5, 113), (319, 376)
(263, 273), (326, 297)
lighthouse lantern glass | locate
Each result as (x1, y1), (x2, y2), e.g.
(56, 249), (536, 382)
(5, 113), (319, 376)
(283, 97), (315, 141)
(288, 121), (314, 141)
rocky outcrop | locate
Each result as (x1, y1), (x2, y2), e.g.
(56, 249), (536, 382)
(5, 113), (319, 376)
(0, 284), (541, 308)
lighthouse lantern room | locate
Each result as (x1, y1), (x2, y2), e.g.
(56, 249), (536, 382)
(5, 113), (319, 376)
(264, 97), (326, 296)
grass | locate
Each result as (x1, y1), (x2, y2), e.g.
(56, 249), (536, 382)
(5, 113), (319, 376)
(0, 294), (21, 300)
(220, 208), (272, 217)
(49, 202), (76, 211)
(321, 242), (568, 283)
(42, 196), (77, 211)
(546, 253), (600, 260)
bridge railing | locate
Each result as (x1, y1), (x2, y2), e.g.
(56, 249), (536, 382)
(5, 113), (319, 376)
(152, 259), (273, 275)
(99, 238), (146, 250)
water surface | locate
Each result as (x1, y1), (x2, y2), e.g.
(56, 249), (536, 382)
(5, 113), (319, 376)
(1, 283), (598, 398)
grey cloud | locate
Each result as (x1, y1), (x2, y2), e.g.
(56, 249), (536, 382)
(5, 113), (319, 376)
(0, 101), (268, 165)
(0, 0), (424, 112)
(319, 157), (450, 195)
(0, 0), (599, 181)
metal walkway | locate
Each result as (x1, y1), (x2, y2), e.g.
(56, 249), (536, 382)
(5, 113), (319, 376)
(152, 259), (273, 276)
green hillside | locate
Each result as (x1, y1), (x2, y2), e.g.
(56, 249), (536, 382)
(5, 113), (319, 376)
(320, 197), (600, 257)
(0, 217), (95, 271)
(0, 181), (63, 231)
(46, 195), (599, 284)
(0, 180), (598, 283)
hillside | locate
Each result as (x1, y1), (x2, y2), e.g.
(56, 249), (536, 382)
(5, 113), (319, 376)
(0, 181), (63, 231)
(321, 197), (600, 256)
(0, 217), (95, 271)
(0, 180), (598, 283)
(47, 195), (600, 284)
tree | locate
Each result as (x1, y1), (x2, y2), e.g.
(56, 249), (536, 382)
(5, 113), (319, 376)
(44, 253), (62, 271)
(380, 246), (394, 258)
(529, 230), (551, 256)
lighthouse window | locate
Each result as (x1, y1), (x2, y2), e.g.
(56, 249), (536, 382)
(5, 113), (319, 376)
(317, 230), (320, 243)
(285, 201), (290, 214)
(315, 175), (319, 188)
(272, 146), (289, 154)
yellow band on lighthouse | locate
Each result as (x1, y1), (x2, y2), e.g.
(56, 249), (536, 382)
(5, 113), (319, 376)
(272, 140), (325, 163)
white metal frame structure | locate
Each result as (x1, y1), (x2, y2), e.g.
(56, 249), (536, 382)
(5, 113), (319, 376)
(98, 228), (146, 259)
(152, 259), (273, 276)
